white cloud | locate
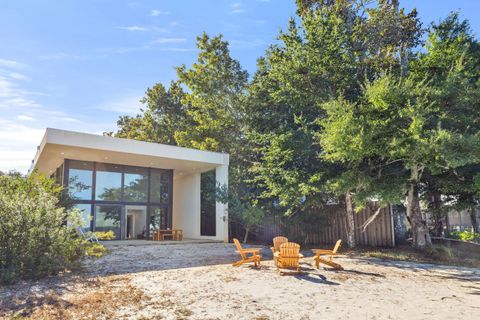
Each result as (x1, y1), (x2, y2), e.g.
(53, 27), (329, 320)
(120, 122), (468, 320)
(118, 25), (147, 32)
(117, 25), (168, 33)
(0, 58), (26, 69)
(231, 2), (246, 14)
(150, 9), (170, 16)
(150, 37), (187, 44)
(39, 53), (88, 61)
(0, 120), (45, 173)
(17, 115), (35, 121)
(159, 47), (195, 52)
(0, 58), (95, 173)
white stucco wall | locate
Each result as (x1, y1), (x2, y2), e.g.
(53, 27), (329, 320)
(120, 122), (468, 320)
(172, 172), (201, 239)
(172, 165), (229, 242)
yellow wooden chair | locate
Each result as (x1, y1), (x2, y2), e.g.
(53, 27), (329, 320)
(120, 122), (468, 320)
(273, 242), (304, 273)
(232, 238), (262, 267)
(270, 236), (288, 266)
(312, 239), (343, 270)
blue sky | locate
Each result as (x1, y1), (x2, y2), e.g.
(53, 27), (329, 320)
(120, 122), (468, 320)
(1, 0), (479, 173)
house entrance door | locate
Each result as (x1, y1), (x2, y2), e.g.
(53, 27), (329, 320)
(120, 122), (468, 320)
(124, 205), (147, 239)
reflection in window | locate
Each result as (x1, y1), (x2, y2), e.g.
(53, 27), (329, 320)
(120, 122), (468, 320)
(149, 206), (168, 239)
(124, 167), (148, 202)
(95, 164), (122, 201)
(150, 170), (171, 204)
(68, 161), (93, 200)
(95, 205), (121, 240)
(201, 170), (216, 236)
(74, 203), (92, 232)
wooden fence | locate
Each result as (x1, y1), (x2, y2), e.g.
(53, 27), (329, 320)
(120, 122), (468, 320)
(245, 203), (395, 247)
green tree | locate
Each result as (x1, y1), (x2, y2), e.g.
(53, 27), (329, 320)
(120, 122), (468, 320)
(247, 0), (421, 247)
(411, 13), (480, 235)
(113, 81), (189, 145)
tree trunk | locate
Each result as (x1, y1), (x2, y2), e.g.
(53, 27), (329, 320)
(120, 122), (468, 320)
(406, 170), (432, 249)
(470, 206), (479, 234)
(345, 192), (356, 248)
(430, 191), (444, 237)
(243, 227), (249, 243)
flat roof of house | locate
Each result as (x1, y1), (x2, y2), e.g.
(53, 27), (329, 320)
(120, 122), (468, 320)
(31, 128), (229, 176)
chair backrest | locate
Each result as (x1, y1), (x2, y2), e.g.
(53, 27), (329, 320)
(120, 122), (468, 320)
(272, 236), (288, 252)
(233, 238), (246, 259)
(279, 242), (301, 267)
(332, 239), (342, 254)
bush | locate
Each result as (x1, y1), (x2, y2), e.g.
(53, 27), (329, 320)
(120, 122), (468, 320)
(94, 230), (116, 240)
(84, 242), (108, 257)
(447, 230), (480, 243)
(0, 173), (87, 284)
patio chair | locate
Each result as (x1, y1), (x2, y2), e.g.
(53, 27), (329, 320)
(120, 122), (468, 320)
(274, 242), (303, 273)
(76, 227), (99, 243)
(232, 238), (262, 267)
(312, 239), (343, 270)
(270, 236), (288, 266)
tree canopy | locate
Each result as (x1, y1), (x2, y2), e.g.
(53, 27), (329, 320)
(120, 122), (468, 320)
(111, 1), (480, 249)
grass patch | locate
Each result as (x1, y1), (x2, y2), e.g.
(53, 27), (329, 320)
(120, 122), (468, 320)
(357, 244), (480, 268)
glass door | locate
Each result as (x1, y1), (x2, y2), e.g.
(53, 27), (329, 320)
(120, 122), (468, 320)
(124, 205), (147, 239)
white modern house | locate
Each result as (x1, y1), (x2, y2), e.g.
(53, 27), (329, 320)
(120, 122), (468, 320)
(30, 128), (229, 242)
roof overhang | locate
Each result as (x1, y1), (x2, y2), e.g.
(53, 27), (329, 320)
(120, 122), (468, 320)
(31, 128), (229, 177)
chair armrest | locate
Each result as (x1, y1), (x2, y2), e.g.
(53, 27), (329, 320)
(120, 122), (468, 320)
(241, 248), (262, 253)
(312, 249), (334, 255)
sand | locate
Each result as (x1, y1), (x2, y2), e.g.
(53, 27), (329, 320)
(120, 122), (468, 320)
(1, 242), (479, 319)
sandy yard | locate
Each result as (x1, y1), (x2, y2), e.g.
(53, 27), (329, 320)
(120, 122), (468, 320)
(1, 242), (479, 320)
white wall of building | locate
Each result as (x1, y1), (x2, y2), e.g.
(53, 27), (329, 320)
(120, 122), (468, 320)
(172, 165), (229, 242)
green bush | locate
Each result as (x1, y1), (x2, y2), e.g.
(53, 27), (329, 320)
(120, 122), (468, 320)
(84, 242), (108, 257)
(0, 172), (87, 284)
(94, 230), (116, 240)
(447, 230), (480, 243)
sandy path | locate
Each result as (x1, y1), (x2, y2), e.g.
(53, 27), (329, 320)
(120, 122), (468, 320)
(2, 243), (479, 320)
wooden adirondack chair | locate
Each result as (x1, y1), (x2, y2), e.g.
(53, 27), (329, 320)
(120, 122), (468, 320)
(232, 238), (262, 267)
(273, 242), (304, 273)
(270, 236), (288, 266)
(312, 239), (343, 270)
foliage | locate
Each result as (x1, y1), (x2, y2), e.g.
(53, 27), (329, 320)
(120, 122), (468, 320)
(216, 184), (264, 243)
(84, 242), (109, 257)
(447, 230), (480, 243)
(109, 1), (480, 250)
(111, 81), (189, 146)
(0, 173), (86, 284)
(94, 230), (116, 240)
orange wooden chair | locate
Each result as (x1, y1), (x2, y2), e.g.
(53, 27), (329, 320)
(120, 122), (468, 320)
(273, 242), (304, 273)
(312, 239), (343, 270)
(232, 238), (262, 267)
(270, 236), (288, 266)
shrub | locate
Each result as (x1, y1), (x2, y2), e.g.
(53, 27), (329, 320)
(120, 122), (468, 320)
(447, 230), (480, 243)
(94, 230), (116, 240)
(0, 173), (87, 284)
(84, 242), (108, 257)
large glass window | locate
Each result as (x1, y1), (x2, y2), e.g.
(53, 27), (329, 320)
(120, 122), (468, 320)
(124, 167), (148, 202)
(95, 163), (122, 201)
(150, 170), (171, 204)
(149, 206), (168, 239)
(74, 203), (92, 232)
(68, 161), (93, 200)
(201, 170), (216, 236)
(95, 205), (121, 240)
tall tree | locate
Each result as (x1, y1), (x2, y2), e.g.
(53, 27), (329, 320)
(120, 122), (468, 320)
(113, 81), (189, 145)
(247, 0), (421, 248)
(411, 13), (480, 235)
